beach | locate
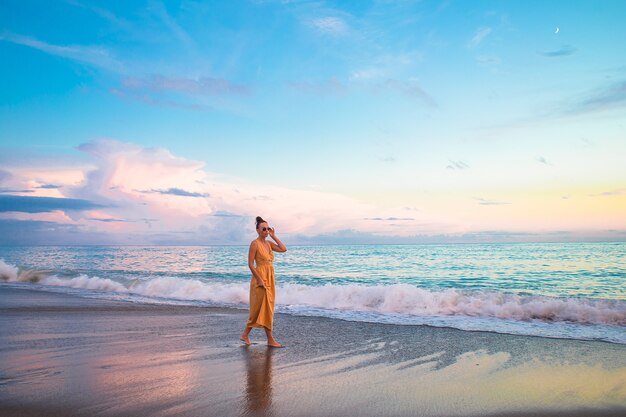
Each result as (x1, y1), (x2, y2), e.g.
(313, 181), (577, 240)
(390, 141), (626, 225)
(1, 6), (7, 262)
(3, 0), (626, 415)
(1, 285), (625, 417)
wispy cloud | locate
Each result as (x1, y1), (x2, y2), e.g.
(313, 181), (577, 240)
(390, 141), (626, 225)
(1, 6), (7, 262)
(112, 73), (253, 113)
(139, 188), (210, 198)
(289, 77), (436, 105)
(446, 160), (469, 170)
(468, 27), (492, 48)
(350, 52), (423, 81)
(110, 88), (211, 112)
(539, 45), (577, 57)
(350, 68), (385, 81)
(0, 31), (124, 72)
(0, 188), (34, 194)
(379, 155), (397, 164)
(88, 217), (132, 223)
(0, 195), (104, 213)
(474, 197), (510, 206)
(65, 0), (133, 31)
(149, 1), (195, 49)
(208, 211), (246, 217)
(499, 80), (626, 123)
(121, 75), (252, 96)
(476, 54), (501, 65)
(310, 17), (349, 36)
(566, 81), (626, 114)
(36, 184), (62, 189)
(588, 189), (626, 197)
(379, 79), (437, 106)
(535, 156), (552, 166)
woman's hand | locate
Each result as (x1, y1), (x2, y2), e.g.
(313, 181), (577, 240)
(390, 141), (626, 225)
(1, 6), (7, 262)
(267, 228), (287, 253)
(257, 279), (267, 289)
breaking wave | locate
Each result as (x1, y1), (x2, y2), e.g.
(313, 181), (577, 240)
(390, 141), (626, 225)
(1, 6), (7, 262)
(2, 259), (624, 328)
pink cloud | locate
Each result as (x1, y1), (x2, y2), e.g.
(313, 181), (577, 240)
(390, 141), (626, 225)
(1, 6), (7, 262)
(3, 139), (448, 243)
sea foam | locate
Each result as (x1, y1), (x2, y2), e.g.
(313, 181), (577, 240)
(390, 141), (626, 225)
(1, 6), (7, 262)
(2, 259), (624, 327)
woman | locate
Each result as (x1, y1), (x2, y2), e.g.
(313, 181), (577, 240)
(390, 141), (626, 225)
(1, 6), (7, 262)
(240, 216), (287, 347)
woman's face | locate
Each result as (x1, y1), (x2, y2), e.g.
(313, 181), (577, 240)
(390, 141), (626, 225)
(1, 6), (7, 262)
(257, 222), (270, 238)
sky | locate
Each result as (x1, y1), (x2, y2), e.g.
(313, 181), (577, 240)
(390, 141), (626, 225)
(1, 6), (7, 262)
(0, 0), (625, 245)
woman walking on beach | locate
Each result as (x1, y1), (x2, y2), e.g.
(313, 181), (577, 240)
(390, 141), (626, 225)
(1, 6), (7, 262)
(240, 216), (287, 347)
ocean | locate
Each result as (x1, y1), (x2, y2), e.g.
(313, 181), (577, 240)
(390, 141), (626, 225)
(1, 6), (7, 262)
(1, 243), (624, 344)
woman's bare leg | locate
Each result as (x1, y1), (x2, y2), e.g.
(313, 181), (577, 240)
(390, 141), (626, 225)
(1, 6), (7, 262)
(264, 328), (283, 347)
(240, 326), (252, 345)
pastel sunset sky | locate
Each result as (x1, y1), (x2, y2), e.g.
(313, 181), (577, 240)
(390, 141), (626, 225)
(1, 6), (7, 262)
(1, 0), (625, 245)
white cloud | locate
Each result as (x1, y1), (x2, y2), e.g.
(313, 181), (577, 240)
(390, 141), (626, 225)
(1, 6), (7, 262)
(310, 17), (348, 35)
(3, 140), (448, 244)
(0, 31), (124, 73)
(468, 27), (492, 48)
(350, 68), (385, 80)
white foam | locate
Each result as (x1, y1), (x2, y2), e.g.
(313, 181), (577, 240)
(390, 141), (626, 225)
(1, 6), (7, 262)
(0, 259), (19, 281)
(0, 259), (49, 283)
(1, 259), (624, 329)
(130, 276), (249, 305)
(44, 274), (129, 293)
(275, 283), (625, 325)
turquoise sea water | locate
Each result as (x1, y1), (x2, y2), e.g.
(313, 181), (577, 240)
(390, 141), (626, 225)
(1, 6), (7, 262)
(1, 243), (625, 343)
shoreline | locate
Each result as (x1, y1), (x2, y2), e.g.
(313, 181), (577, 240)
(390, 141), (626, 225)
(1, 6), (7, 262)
(4, 281), (625, 346)
(1, 285), (625, 417)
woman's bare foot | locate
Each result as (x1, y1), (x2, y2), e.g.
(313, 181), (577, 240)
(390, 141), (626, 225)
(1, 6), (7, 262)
(240, 335), (251, 345)
(267, 339), (283, 348)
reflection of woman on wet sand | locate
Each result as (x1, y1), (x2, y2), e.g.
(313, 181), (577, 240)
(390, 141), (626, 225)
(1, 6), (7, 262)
(243, 347), (274, 414)
(240, 216), (287, 347)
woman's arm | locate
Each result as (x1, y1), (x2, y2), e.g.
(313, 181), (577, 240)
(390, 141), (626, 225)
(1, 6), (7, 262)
(268, 229), (287, 252)
(248, 242), (267, 288)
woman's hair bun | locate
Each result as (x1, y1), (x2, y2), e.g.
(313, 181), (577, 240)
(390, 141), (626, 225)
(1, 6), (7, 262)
(255, 216), (265, 227)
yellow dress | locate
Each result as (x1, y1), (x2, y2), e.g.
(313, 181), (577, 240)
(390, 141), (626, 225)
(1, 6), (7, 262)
(246, 240), (276, 330)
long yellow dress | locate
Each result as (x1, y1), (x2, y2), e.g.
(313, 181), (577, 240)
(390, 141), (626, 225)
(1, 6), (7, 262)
(246, 240), (276, 330)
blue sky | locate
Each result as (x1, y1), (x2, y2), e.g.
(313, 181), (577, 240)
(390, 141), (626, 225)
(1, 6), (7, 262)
(1, 0), (625, 245)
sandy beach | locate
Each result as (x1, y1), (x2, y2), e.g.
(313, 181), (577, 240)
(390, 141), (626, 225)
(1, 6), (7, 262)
(1, 285), (625, 417)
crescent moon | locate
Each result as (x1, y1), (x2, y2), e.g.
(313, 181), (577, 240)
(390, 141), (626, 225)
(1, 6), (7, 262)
(555, 27), (560, 34)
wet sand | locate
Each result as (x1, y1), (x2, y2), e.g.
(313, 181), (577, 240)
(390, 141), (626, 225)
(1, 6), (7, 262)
(1, 285), (625, 417)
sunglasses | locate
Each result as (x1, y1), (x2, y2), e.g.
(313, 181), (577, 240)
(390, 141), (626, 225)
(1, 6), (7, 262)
(261, 227), (272, 231)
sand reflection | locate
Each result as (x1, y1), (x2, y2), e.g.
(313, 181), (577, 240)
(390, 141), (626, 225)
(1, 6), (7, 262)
(89, 349), (200, 415)
(242, 347), (274, 416)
